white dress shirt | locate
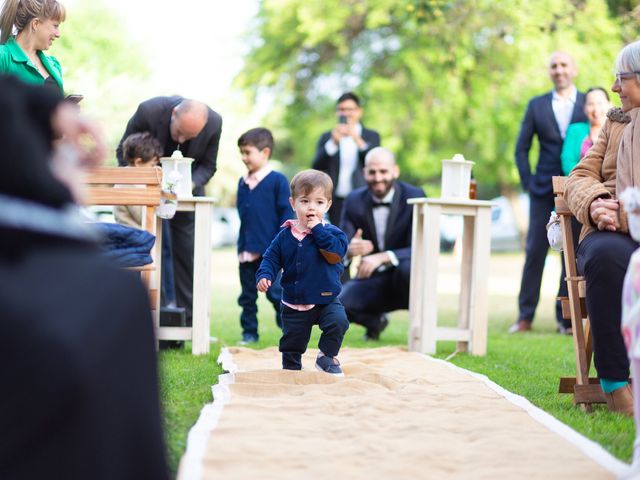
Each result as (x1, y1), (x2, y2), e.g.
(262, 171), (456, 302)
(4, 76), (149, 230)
(371, 189), (399, 267)
(551, 86), (577, 139)
(324, 123), (365, 198)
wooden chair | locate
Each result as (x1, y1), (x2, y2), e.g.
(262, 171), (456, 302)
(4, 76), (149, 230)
(83, 166), (163, 331)
(552, 176), (606, 411)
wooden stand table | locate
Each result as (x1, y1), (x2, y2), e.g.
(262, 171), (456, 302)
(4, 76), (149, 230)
(407, 198), (493, 356)
(156, 197), (215, 355)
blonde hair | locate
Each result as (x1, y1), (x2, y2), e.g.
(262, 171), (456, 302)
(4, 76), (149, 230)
(616, 40), (640, 82)
(290, 169), (333, 200)
(0, 0), (66, 44)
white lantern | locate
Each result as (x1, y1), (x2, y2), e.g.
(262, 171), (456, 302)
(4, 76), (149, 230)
(160, 150), (194, 198)
(440, 154), (474, 200)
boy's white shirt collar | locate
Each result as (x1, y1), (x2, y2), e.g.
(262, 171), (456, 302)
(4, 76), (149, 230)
(243, 163), (273, 183)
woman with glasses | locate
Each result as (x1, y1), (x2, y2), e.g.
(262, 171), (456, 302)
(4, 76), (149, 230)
(565, 40), (640, 420)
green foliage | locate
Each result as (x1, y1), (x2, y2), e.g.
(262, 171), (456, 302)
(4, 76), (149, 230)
(54, 2), (148, 82)
(47, 0), (151, 158)
(237, 0), (625, 194)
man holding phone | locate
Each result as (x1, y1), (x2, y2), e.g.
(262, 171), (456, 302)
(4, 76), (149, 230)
(312, 92), (380, 223)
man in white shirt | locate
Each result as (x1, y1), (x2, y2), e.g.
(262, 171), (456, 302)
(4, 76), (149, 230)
(312, 92), (380, 224)
(511, 51), (588, 334)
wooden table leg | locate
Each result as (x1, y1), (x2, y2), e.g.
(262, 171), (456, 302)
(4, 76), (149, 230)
(420, 204), (442, 354)
(191, 202), (212, 355)
(409, 204), (425, 352)
(469, 207), (491, 355)
(457, 214), (474, 352)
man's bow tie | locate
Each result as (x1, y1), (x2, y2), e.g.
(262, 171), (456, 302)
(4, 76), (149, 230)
(372, 202), (391, 208)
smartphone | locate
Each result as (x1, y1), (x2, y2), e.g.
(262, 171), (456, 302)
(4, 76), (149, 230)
(65, 94), (84, 104)
(338, 114), (347, 124)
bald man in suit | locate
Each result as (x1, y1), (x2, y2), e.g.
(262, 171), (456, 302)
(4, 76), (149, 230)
(511, 52), (587, 334)
(117, 97), (222, 326)
(339, 147), (425, 340)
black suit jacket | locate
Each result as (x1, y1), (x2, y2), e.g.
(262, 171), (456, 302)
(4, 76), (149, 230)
(312, 125), (381, 195)
(515, 91), (587, 197)
(340, 181), (426, 262)
(116, 96), (222, 196)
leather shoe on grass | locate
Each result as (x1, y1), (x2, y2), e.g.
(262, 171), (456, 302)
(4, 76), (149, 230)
(604, 383), (633, 416)
(364, 314), (389, 341)
(557, 325), (573, 336)
(508, 319), (532, 334)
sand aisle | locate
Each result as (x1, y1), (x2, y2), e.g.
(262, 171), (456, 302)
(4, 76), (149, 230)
(179, 347), (628, 479)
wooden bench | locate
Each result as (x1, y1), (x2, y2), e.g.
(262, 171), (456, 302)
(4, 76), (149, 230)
(84, 167), (167, 341)
(552, 176), (606, 411)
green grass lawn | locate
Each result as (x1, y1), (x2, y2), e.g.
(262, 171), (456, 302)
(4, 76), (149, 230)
(159, 247), (634, 478)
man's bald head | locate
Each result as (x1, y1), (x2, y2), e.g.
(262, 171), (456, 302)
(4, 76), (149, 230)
(548, 51), (577, 92)
(363, 147), (399, 199)
(364, 146), (396, 167)
(170, 99), (208, 144)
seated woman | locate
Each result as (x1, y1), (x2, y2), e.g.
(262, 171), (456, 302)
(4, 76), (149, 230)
(564, 40), (640, 415)
(560, 86), (611, 174)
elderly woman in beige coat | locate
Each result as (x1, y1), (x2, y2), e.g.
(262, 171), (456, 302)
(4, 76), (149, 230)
(565, 40), (640, 417)
(565, 42), (640, 415)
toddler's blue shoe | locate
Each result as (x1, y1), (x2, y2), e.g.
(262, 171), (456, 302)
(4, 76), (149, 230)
(315, 354), (344, 377)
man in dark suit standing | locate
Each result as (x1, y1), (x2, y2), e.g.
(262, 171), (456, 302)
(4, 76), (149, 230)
(510, 51), (587, 334)
(117, 97), (222, 326)
(312, 92), (380, 224)
(339, 147), (425, 340)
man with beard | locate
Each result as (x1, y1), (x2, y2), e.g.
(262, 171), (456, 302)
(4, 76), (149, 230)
(338, 147), (425, 340)
(510, 51), (588, 334)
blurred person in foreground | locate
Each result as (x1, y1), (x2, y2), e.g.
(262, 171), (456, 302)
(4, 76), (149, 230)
(0, 0), (66, 93)
(0, 75), (169, 480)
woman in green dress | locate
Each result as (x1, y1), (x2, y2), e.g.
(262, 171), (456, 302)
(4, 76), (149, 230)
(560, 86), (611, 175)
(0, 0), (66, 92)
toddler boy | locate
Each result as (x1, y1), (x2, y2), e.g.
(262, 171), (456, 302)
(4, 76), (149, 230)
(257, 169), (349, 375)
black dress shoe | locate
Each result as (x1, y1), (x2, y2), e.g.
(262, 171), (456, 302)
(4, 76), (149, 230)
(557, 325), (573, 336)
(508, 319), (532, 334)
(364, 314), (389, 341)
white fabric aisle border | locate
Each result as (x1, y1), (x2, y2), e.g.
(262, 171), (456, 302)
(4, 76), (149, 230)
(177, 348), (237, 480)
(426, 356), (630, 477)
(178, 348), (632, 479)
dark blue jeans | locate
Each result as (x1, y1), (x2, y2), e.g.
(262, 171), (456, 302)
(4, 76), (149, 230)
(517, 193), (569, 325)
(577, 231), (636, 380)
(279, 298), (349, 370)
(339, 259), (410, 332)
(238, 259), (282, 338)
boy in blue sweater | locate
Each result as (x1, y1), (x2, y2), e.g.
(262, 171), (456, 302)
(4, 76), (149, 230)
(236, 128), (292, 344)
(257, 170), (349, 376)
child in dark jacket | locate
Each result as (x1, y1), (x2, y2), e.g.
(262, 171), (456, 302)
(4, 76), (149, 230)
(257, 169), (349, 376)
(236, 128), (292, 344)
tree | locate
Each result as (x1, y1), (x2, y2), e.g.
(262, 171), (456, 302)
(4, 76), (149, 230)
(237, 0), (623, 196)
(50, 0), (151, 158)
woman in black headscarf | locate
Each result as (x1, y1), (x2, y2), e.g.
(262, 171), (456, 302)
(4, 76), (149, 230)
(0, 75), (169, 480)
